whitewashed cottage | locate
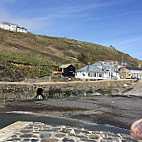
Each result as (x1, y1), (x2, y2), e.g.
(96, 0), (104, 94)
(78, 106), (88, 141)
(76, 61), (122, 80)
(17, 27), (27, 33)
(0, 22), (27, 33)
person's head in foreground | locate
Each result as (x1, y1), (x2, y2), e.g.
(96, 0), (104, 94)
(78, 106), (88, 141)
(131, 119), (142, 140)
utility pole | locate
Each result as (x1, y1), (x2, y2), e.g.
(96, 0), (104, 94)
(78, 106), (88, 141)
(121, 54), (124, 65)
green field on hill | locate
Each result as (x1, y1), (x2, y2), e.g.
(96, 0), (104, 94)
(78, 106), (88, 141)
(0, 28), (141, 81)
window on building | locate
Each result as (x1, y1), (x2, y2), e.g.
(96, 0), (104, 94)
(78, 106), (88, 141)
(94, 73), (96, 77)
(88, 73), (91, 76)
(99, 74), (102, 77)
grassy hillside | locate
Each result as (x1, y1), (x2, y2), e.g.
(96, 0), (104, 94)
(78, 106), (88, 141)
(0, 28), (141, 81)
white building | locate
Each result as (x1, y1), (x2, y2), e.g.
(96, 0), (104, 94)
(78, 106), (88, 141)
(76, 61), (122, 80)
(120, 66), (142, 79)
(0, 22), (27, 33)
(17, 27), (27, 33)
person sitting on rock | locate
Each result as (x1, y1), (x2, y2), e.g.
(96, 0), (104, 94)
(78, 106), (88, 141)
(131, 118), (142, 141)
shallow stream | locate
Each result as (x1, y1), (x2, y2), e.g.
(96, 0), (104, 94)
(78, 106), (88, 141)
(0, 112), (130, 135)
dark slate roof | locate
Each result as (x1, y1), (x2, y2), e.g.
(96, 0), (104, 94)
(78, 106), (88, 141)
(20, 27), (27, 30)
(126, 66), (142, 70)
(1, 22), (10, 26)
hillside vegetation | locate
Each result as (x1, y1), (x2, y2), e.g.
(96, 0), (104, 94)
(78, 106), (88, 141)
(0, 28), (141, 81)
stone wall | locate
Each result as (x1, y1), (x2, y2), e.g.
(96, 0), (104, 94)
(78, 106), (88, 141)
(1, 121), (136, 142)
(0, 80), (135, 101)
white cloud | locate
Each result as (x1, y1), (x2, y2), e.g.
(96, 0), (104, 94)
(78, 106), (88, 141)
(0, 12), (50, 32)
(0, 0), (139, 32)
(117, 36), (142, 45)
(25, 1), (117, 21)
(0, 2), (51, 32)
(102, 35), (142, 60)
(1, 0), (19, 4)
(12, 18), (51, 31)
(29, 0), (138, 22)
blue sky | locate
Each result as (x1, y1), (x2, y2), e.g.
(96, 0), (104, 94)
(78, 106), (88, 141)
(0, 0), (142, 60)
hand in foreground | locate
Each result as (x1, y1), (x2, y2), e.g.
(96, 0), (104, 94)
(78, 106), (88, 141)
(131, 119), (142, 140)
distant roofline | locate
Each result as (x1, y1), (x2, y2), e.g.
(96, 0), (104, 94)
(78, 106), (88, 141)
(1, 21), (18, 26)
(77, 64), (103, 73)
(126, 66), (142, 70)
(20, 27), (27, 30)
(59, 64), (72, 68)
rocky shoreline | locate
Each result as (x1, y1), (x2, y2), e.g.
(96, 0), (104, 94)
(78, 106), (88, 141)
(2, 93), (142, 130)
(0, 80), (142, 141)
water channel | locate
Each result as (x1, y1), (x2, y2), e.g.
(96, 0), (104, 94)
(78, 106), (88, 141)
(0, 112), (130, 135)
